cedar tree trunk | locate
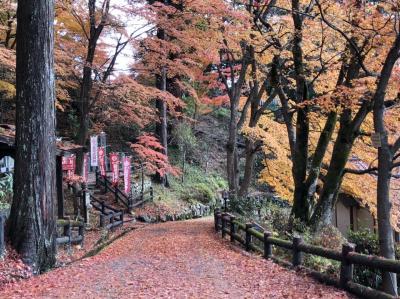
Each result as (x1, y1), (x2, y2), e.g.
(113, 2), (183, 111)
(8, 0), (57, 273)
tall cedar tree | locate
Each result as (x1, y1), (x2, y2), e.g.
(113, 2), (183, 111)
(8, 0), (57, 273)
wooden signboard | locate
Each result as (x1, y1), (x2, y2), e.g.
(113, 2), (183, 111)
(371, 133), (381, 148)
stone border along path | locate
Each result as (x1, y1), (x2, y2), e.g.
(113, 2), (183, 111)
(0, 218), (354, 298)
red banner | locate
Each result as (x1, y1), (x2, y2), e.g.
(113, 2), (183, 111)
(98, 147), (106, 177)
(123, 156), (131, 194)
(62, 155), (76, 179)
(110, 153), (120, 186)
(83, 153), (89, 183)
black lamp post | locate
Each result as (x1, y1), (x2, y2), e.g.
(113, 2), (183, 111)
(222, 190), (228, 212)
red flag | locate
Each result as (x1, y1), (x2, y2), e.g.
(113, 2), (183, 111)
(98, 147), (106, 177)
(110, 153), (120, 186)
(123, 156), (131, 194)
(83, 153), (89, 183)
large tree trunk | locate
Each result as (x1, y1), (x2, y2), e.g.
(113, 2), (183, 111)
(155, 67), (169, 187)
(289, 0), (310, 222)
(372, 34), (400, 296)
(310, 110), (354, 226)
(238, 139), (256, 197)
(304, 111), (337, 207)
(376, 132), (397, 295)
(227, 98), (239, 197)
(291, 104), (310, 222)
(76, 0), (109, 175)
(8, 0), (57, 273)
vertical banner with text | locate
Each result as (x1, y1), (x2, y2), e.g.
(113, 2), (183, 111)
(98, 147), (106, 177)
(90, 135), (98, 167)
(110, 153), (120, 186)
(123, 156), (131, 194)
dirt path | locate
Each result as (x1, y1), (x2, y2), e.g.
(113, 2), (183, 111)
(0, 218), (353, 298)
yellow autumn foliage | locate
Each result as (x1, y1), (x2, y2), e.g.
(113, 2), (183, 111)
(0, 80), (15, 100)
(251, 105), (400, 229)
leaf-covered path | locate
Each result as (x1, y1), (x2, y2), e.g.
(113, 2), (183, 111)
(1, 218), (353, 298)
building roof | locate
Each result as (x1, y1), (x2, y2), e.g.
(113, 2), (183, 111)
(0, 124), (84, 158)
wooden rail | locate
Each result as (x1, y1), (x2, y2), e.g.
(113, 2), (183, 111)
(96, 172), (132, 211)
(90, 193), (124, 230)
(131, 187), (154, 208)
(95, 171), (154, 212)
(56, 218), (84, 246)
(214, 209), (400, 299)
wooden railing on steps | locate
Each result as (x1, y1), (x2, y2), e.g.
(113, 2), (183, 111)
(90, 193), (124, 230)
(95, 171), (153, 212)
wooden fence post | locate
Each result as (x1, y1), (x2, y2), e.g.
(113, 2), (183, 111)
(81, 183), (88, 224)
(79, 223), (84, 245)
(110, 212), (115, 229)
(101, 202), (105, 214)
(214, 209), (221, 232)
(100, 214), (104, 228)
(0, 216), (4, 257)
(95, 171), (99, 186)
(340, 243), (355, 288)
(292, 236), (303, 267)
(221, 213), (227, 238)
(245, 223), (253, 251)
(65, 221), (71, 246)
(264, 231), (272, 259)
(230, 215), (236, 242)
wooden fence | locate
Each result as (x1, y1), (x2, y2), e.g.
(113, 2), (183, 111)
(56, 218), (84, 246)
(90, 194), (124, 230)
(214, 209), (400, 299)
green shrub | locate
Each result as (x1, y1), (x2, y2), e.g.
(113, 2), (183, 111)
(168, 164), (227, 205)
(0, 173), (12, 210)
(212, 108), (230, 120)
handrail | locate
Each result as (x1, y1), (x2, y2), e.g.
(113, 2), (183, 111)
(214, 209), (400, 299)
(89, 192), (124, 230)
(96, 172), (131, 211)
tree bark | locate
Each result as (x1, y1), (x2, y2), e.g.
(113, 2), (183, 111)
(8, 0), (57, 273)
(372, 34), (400, 296)
(289, 0), (310, 222)
(156, 67), (169, 187)
(227, 96), (239, 196)
(304, 111), (337, 208)
(310, 109), (354, 226)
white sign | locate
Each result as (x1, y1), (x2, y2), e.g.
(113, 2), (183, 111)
(85, 192), (92, 208)
(90, 135), (98, 166)
(371, 133), (381, 148)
